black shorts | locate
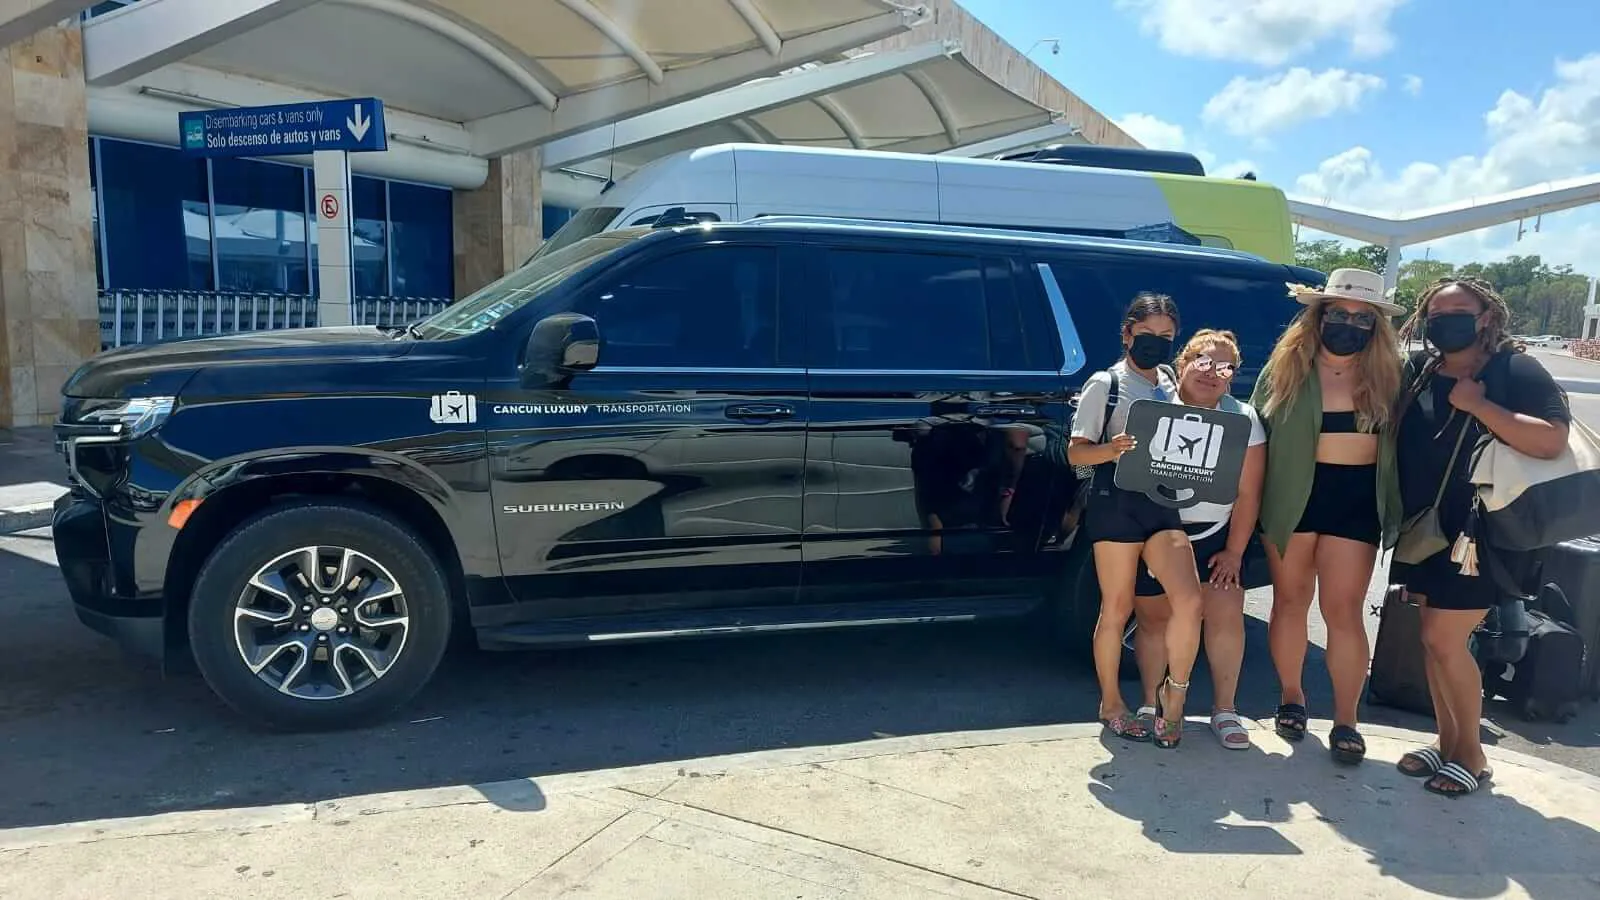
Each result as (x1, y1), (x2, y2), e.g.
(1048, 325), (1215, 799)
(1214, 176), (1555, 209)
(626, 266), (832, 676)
(1085, 468), (1184, 544)
(1392, 548), (1529, 611)
(1135, 521), (1229, 597)
(1295, 462), (1381, 546)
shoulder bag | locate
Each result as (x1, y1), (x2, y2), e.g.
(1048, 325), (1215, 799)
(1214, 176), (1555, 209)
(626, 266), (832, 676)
(1394, 413), (1472, 565)
(1468, 356), (1600, 552)
(1392, 355), (1461, 565)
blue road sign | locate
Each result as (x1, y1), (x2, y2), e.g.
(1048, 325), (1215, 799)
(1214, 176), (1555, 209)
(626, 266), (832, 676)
(180, 98), (387, 157)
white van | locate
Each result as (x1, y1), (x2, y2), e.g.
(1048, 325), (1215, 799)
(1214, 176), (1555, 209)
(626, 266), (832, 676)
(538, 143), (1295, 264)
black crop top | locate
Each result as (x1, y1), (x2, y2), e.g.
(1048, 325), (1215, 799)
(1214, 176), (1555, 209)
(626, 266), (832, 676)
(1321, 410), (1366, 433)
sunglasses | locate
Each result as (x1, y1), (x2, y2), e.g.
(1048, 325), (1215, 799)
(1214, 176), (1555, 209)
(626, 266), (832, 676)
(1189, 354), (1237, 378)
(1323, 307), (1379, 330)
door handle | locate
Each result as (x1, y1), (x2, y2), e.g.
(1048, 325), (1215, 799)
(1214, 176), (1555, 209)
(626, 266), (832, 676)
(972, 404), (1036, 418)
(726, 403), (795, 420)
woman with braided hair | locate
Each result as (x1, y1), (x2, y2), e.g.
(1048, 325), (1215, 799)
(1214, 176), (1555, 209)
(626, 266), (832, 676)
(1391, 276), (1570, 797)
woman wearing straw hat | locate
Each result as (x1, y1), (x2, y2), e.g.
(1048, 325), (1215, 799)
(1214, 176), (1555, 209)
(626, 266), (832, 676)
(1250, 268), (1405, 765)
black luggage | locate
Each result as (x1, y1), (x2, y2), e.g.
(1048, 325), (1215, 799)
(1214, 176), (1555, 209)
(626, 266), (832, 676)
(1369, 586), (1434, 716)
(1483, 584), (1585, 723)
(1537, 537), (1600, 698)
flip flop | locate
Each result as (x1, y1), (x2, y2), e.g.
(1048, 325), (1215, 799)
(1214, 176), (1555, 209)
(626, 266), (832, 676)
(1210, 710), (1251, 750)
(1425, 762), (1493, 797)
(1397, 747), (1444, 778)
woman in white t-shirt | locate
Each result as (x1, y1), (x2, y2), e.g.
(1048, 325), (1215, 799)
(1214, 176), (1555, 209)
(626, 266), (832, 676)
(1129, 330), (1267, 749)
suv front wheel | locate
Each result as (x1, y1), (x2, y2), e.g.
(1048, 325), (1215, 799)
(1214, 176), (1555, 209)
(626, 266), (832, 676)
(188, 501), (452, 730)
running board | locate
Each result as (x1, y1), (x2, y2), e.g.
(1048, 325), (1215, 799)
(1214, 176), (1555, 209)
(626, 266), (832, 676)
(475, 596), (1040, 650)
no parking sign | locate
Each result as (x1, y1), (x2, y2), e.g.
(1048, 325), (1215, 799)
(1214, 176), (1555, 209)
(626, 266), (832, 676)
(1114, 399), (1252, 509)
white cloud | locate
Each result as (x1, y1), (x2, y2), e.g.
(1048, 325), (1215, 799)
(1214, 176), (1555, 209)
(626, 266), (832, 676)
(1114, 0), (1410, 67)
(1293, 54), (1600, 273)
(1114, 112), (1189, 151)
(1203, 68), (1386, 137)
(1113, 113), (1256, 180)
(1403, 74), (1423, 96)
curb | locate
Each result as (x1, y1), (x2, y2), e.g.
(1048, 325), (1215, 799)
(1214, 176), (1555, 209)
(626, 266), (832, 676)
(6, 718), (1599, 853)
(0, 505), (53, 535)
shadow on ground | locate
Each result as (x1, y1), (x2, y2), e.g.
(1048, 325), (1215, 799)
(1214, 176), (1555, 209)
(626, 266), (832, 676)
(1088, 729), (1600, 899)
(3, 533), (1598, 837)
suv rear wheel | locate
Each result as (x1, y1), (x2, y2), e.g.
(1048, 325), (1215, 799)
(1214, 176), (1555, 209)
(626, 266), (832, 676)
(187, 502), (452, 730)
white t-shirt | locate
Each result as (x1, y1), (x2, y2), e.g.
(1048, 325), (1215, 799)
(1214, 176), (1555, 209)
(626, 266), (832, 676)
(1181, 394), (1267, 535)
(1070, 360), (1178, 443)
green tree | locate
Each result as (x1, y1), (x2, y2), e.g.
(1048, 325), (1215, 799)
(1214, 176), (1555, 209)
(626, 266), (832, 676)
(1294, 239), (1391, 275)
(1392, 258), (1457, 315)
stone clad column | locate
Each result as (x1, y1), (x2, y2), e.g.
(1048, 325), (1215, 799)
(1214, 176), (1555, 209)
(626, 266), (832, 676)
(0, 22), (97, 429)
(452, 146), (542, 299)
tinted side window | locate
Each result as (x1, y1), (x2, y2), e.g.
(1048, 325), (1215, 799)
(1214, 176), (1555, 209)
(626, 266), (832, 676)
(581, 246), (778, 369)
(811, 249), (993, 371)
(1047, 258), (1299, 391)
(628, 211), (722, 227)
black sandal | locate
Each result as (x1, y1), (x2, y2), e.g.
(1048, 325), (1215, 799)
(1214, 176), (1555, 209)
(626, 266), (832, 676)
(1329, 724), (1366, 765)
(1274, 703), (1308, 741)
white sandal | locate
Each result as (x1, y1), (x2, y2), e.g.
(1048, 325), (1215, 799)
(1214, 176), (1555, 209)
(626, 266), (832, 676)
(1210, 709), (1250, 750)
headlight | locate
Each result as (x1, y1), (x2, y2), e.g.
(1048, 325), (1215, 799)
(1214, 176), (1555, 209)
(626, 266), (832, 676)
(77, 396), (176, 440)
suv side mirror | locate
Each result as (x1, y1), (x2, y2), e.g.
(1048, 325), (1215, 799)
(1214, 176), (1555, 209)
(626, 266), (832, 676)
(522, 313), (600, 386)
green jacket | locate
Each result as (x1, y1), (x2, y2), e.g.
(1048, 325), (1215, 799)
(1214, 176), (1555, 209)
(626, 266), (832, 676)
(1249, 364), (1402, 554)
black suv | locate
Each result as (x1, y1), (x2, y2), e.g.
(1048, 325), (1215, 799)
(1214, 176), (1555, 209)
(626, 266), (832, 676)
(53, 218), (1308, 729)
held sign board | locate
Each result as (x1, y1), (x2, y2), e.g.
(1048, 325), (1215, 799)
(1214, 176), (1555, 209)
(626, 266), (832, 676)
(180, 98), (387, 158)
(1114, 399), (1252, 509)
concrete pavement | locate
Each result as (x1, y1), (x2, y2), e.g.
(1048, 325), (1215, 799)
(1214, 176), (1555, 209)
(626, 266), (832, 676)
(0, 428), (64, 534)
(5, 722), (1600, 899)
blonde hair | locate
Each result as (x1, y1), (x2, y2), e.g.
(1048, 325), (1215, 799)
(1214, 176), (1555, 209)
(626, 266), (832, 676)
(1176, 329), (1242, 374)
(1259, 302), (1402, 431)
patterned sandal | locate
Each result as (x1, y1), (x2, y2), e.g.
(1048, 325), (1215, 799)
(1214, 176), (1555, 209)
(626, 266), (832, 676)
(1101, 710), (1152, 742)
(1154, 677), (1189, 750)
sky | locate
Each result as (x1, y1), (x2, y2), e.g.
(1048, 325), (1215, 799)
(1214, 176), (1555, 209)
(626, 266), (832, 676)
(957, 0), (1600, 276)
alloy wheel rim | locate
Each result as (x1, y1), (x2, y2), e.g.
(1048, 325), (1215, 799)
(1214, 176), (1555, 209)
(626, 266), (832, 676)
(232, 546), (410, 700)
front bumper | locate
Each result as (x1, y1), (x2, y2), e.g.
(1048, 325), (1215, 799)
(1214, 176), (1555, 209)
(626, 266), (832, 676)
(53, 491), (165, 661)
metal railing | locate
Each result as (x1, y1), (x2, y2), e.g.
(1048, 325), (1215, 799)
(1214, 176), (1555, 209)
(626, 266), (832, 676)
(98, 290), (453, 350)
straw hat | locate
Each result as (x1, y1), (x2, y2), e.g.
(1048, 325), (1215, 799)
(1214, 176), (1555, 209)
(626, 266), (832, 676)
(1288, 267), (1404, 316)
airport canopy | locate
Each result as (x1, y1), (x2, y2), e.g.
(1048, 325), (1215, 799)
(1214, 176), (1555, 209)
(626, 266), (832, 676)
(1290, 174), (1600, 247)
(0, 0), (97, 45)
(541, 41), (1058, 174)
(81, 0), (930, 157)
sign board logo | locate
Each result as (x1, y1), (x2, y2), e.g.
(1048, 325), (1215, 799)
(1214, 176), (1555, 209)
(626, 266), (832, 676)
(429, 392), (478, 425)
(182, 117), (206, 149)
(1150, 413), (1225, 470)
(1114, 399), (1251, 508)
(320, 193), (340, 220)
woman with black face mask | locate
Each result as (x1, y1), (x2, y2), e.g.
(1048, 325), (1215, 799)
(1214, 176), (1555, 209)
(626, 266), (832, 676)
(1068, 292), (1205, 748)
(1250, 269), (1404, 765)
(1391, 278), (1570, 797)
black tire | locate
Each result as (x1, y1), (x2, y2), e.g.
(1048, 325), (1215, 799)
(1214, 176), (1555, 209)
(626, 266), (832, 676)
(187, 501), (452, 731)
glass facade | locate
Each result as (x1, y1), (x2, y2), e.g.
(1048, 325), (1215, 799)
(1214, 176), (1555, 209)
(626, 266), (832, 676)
(91, 136), (455, 298)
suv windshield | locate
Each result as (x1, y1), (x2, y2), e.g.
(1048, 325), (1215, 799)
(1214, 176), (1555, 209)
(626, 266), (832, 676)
(410, 230), (640, 339)
(530, 206), (622, 261)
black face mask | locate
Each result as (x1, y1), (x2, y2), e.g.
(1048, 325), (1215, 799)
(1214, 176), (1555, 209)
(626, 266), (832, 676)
(1128, 333), (1173, 369)
(1426, 312), (1480, 353)
(1320, 322), (1372, 357)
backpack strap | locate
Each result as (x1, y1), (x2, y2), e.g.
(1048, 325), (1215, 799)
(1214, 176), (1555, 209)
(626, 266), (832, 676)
(1100, 373), (1121, 443)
